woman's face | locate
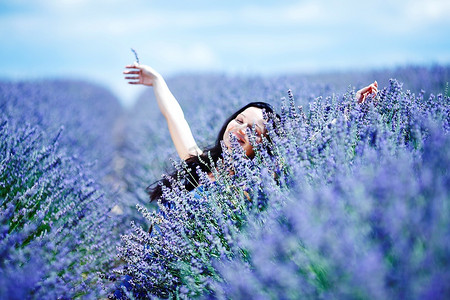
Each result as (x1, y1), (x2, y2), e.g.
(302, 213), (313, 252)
(223, 107), (266, 157)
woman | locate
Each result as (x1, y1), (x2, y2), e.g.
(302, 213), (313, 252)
(123, 63), (378, 201)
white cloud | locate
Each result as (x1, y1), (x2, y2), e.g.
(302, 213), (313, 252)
(406, 0), (450, 21)
(152, 42), (219, 70)
(283, 2), (322, 23)
(239, 1), (323, 25)
(0, 3), (234, 40)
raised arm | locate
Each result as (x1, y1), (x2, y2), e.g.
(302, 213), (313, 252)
(123, 63), (202, 160)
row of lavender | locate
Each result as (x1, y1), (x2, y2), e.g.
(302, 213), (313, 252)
(115, 66), (449, 299)
(0, 81), (124, 298)
(0, 80), (123, 180)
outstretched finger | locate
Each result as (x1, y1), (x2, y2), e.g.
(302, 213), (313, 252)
(359, 94), (367, 104)
(124, 76), (139, 80)
(125, 63), (140, 69)
(123, 70), (140, 74)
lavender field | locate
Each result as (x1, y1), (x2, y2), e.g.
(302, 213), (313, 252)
(1, 65), (449, 299)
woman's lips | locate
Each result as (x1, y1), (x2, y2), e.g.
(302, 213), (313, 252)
(232, 132), (246, 144)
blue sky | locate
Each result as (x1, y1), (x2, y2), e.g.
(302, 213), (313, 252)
(1, 0), (449, 107)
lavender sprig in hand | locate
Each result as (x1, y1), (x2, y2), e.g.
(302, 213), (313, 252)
(131, 48), (140, 64)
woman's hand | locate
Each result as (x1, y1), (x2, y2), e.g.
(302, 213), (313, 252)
(356, 81), (378, 104)
(123, 63), (161, 86)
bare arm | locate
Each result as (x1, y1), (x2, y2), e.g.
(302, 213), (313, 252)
(124, 63), (202, 160)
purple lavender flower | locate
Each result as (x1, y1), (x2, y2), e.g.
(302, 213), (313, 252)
(112, 65), (449, 299)
(2, 65), (449, 299)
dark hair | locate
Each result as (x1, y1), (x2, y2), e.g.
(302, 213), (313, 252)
(147, 101), (278, 202)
